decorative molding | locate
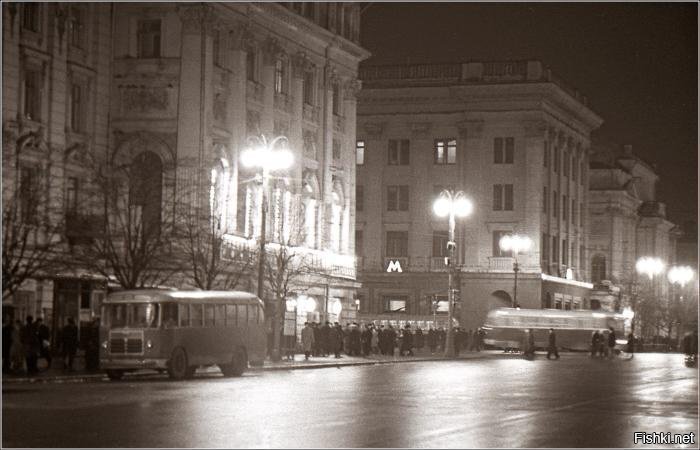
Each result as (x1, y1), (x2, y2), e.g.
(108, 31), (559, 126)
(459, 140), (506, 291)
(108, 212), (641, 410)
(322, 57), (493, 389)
(121, 86), (169, 113)
(362, 122), (385, 137)
(229, 23), (256, 51)
(455, 119), (484, 138)
(262, 36), (286, 65)
(521, 119), (548, 138)
(324, 65), (340, 89)
(343, 78), (361, 101)
(409, 122), (432, 138)
(177, 4), (217, 35)
(292, 51), (314, 78)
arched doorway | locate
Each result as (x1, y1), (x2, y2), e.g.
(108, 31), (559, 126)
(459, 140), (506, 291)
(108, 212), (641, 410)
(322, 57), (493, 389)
(489, 290), (512, 310)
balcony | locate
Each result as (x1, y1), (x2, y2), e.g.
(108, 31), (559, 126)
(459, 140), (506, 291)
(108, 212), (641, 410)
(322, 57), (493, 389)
(488, 257), (514, 271)
(430, 257), (449, 271)
(383, 257), (408, 273)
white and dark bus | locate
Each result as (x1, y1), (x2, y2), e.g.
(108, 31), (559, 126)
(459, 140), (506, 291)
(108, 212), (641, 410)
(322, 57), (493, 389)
(100, 290), (266, 380)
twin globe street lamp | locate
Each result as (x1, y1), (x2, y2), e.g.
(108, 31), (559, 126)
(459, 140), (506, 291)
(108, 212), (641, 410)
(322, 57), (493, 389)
(433, 190), (473, 358)
(241, 134), (294, 361)
(667, 265), (695, 347)
(498, 234), (532, 308)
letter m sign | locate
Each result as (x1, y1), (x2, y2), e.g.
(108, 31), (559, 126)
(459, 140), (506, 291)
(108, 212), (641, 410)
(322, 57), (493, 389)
(386, 260), (403, 273)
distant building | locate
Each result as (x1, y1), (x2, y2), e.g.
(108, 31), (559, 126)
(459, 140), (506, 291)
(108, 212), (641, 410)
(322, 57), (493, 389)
(355, 60), (602, 331)
(2, 2), (369, 344)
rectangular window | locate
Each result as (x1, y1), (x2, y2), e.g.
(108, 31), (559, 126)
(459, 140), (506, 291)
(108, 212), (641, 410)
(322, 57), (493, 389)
(24, 69), (42, 122)
(248, 305), (258, 324)
(504, 184), (513, 211)
(562, 239), (568, 266)
(65, 177), (79, 214)
(225, 304), (236, 326)
(571, 198), (576, 224)
(236, 304), (247, 327)
(580, 245), (585, 269)
(544, 141), (549, 167)
(204, 305), (215, 327)
(68, 6), (85, 49)
(432, 230), (449, 257)
(356, 185), (363, 212)
(434, 139), (457, 165)
(385, 231), (408, 257)
(493, 184), (503, 211)
(388, 139), (410, 165)
(541, 233), (549, 269)
(332, 84), (340, 115)
(563, 150), (569, 176)
(553, 147), (559, 173)
(355, 230), (363, 256)
(19, 166), (39, 224)
(274, 58), (286, 93)
(190, 304), (203, 327)
(214, 305), (225, 326)
(246, 50), (257, 82)
(303, 70), (314, 105)
(383, 296), (407, 313)
(22, 3), (41, 33)
(492, 230), (511, 257)
(505, 137), (514, 163)
(571, 244), (576, 268)
(178, 304), (189, 327)
(137, 20), (161, 58)
(332, 139), (341, 160)
(494, 138), (503, 164)
(543, 186), (548, 214)
(387, 185), (409, 211)
(552, 236), (559, 263)
(70, 83), (84, 132)
(494, 138), (513, 164)
(563, 194), (568, 221)
(552, 190), (558, 218)
(356, 140), (365, 165)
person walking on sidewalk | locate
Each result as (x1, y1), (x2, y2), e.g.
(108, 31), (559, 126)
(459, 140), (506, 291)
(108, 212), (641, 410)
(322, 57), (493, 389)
(546, 328), (560, 360)
(607, 327), (617, 359)
(10, 320), (25, 374)
(331, 322), (343, 358)
(415, 327), (424, 353)
(400, 324), (414, 356)
(21, 316), (40, 374)
(427, 327), (437, 354)
(2, 317), (12, 373)
(371, 326), (379, 354)
(35, 318), (52, 370)
(301, 322), (315, 360)
(320, 321), (331, 357)
(61, 317), (79, 371)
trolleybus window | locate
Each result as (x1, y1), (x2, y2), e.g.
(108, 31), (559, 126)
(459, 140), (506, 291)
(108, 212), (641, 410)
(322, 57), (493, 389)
(179, 304), (189, 327)
(191, 304), (203, 327)
(249, 305), (258, 324)
(204, 304), (215, 327)
(215, 305), (225, 326)
(226, 304), (236, 326)
(162, 303), (178, 328)
(102, 304), (159, 328)
(236, 304), (247, 327)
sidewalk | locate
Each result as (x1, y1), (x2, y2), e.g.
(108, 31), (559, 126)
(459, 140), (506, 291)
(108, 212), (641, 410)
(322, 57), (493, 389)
(2, 350), (504, 384)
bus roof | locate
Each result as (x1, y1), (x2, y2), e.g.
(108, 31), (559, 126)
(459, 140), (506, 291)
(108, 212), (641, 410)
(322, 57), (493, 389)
(104, 289), (263, 305)
(487, 307), (622, 320)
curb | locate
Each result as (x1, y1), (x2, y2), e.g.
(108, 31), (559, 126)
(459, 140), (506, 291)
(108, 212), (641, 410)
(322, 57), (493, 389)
(3, 353), (501, 384)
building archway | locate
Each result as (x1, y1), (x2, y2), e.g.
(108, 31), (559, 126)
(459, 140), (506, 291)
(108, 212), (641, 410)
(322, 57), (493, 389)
(489, 290), (512, 310)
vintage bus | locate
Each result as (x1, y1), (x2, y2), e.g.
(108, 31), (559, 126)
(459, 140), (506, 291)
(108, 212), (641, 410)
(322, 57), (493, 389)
(483, 307), (629, 351)
(100, 290), (266, 380)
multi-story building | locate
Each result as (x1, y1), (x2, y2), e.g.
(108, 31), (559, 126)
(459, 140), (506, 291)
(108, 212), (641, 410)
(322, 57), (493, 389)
(2, 2), (369, 344)
(355, 60), (602, 331)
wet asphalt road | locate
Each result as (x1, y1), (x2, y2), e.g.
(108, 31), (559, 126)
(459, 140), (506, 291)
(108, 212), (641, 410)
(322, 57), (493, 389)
(3, 353), (698, 448)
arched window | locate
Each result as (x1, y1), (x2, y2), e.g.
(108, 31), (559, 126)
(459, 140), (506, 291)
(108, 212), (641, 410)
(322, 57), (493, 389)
(130, 151), (163, 238)
(209, 159), (229, 231)
(591, 254), (607, 283)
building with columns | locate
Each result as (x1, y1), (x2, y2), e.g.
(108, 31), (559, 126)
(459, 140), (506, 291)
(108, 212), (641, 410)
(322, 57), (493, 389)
(354, 61), (602, 331)
(2, 2), (369, 344)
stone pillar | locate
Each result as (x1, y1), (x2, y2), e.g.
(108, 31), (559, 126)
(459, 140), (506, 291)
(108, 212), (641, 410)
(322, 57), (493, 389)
(522, 119), (548, 271)
(343, 78), (360, 256)
(320, 65), (336, 251)
(289, 52), (305, 194)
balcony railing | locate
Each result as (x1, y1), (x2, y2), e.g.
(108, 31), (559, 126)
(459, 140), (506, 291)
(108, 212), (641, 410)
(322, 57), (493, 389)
(488, 257), (514, 271)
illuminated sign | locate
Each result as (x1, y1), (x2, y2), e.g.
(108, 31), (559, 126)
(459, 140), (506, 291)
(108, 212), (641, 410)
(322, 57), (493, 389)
(386, 260), (403, 273)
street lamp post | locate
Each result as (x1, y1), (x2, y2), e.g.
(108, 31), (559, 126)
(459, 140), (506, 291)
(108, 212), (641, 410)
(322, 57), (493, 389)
(668, 265), (695, 349)
(499, 234), (532, 308)
(433, 190), (473, 358)
(241, 134), (293, 361)
(634, 256), (665, 336)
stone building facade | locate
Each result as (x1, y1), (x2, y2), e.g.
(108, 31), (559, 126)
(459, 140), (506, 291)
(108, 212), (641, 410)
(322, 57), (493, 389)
(354, 61), (602, 331)
(2, 2), (369, 343)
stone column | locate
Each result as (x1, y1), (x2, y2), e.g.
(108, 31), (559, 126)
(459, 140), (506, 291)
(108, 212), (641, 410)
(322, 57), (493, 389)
(343, 78), (360, 256)
(289, 52), (305, 194)
(522, 119), (548, 271)
(261, 37), (281, 136)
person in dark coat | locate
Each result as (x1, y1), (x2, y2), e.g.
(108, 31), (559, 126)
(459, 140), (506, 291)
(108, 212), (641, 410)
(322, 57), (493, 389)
(437, 328), (446, 352)
(401, 325), (414, 356)
(386, 325), (396, 356)
(311, 322), (320, 357)
(546, 328), (560, 360)
(427, 328), (437, 354)
(350, 323), (361, 356)
(591, 331), (601, 358)
(626, 332), (635, 358)
(35, 318), (52, 370)
(415, 328), (424, 352)
(85, 317), (101, 371)
(360, 325), (372, 356)
(607, 327), (617, 359)
(61, 317), (79, 371)
(454, 328), (462, 356)
(320, 322), (331, 357)
(2, 317), (12, 373)
(330, 322), (343, 358)
(21, 316), (40, 374)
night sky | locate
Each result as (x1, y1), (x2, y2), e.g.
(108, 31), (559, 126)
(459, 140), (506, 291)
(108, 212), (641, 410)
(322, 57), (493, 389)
(360, 3), (697, 229)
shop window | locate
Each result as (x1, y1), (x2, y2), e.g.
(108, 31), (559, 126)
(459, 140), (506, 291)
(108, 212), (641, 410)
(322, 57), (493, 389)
(383, 296), (407, 313)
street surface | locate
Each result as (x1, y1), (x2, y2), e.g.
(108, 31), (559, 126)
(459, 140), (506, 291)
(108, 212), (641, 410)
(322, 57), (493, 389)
(3, 353), (698, 448)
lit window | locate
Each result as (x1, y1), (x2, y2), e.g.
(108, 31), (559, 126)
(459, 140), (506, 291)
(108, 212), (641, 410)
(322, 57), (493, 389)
(355, 140), (365, 165)
(274, 58), (286, 94)
(434, 139), (457, 165)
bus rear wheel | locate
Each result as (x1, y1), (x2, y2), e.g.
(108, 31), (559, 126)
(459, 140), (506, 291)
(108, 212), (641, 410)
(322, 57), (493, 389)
(106, 370), (124, 381)
(221, 347), (247, 377)
(168, 347), (191, 380)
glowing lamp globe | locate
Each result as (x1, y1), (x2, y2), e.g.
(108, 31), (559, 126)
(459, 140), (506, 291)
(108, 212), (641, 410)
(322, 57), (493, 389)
(433, 197), (451, 217)
(453, 197), (473, 217)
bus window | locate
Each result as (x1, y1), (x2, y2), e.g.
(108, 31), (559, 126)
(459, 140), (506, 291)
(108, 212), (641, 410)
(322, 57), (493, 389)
(236, 304), (247, 327)
(191, 304), (203, 327)
(179, 304), (190, 327)
(104, 304), (127, 328)
(204, 305), (215, 327)
(215, 305), (225, 327)
(248, 305), (258, 324)
(225, 304), (236, 327)
(257, 305), (264, 324)
(129, 303), (159, 328)
(162, 303), (179, 328)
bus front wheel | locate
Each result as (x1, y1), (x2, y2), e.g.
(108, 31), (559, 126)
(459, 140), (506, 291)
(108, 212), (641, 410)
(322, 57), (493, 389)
(168, 347), (191, 380)
(221, 347), (247, 377)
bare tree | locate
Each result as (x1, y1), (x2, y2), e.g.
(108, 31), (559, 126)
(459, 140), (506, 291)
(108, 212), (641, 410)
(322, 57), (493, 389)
(70, 153), (181, 289)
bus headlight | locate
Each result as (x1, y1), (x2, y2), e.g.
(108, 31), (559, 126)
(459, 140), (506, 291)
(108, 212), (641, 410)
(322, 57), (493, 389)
(146, 340), (153, 349)
(101, 341), (108, 349)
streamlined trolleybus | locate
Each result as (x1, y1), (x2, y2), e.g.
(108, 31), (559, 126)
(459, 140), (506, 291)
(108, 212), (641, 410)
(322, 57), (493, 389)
(100, 290), (266, 380)
(483, 307), (629, 351)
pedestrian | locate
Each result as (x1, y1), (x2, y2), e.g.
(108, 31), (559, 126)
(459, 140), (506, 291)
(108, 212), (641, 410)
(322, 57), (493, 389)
(360, 324), (372, 356)
(626, 332), (635, 359)
(21, 316), (40, 374)
(320, 321), (331, 357)
(350, 323), (361, 356)
(454, 328), (462, 356)
(301, 322), (315, 360)
(415, 327), (424, 353)
(2, 317), (12, 373)
(35, 317), (52, 370)
(371, 326), (379, 354)
(331, 322), (343, 358)
(437, 327), (446, 352)
(401, 324), (414, 356)
(342, 323), (351, 355)
(607, 327), (617, 359)
(311, 322), (320, 357)
(10, 320), (25, 373)
(426, 327), (436, 354)
(546, 328), (559, 360)
(85, 317), (101, 371)
(386, 325), (396, 356)
(61, 317), (79, 371)
(591, 330), (601, 358)
(526, 328), (536, 358)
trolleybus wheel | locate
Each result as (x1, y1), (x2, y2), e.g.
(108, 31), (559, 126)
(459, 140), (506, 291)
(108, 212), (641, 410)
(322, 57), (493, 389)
(221, 347), (247, 377)
(106, 370), (124, 381)
(168, 347), (190, 380)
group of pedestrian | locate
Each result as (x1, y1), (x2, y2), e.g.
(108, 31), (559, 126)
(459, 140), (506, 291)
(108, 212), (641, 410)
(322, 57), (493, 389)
(590, 327), (617, 359)
(1, 315), (94, 375)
